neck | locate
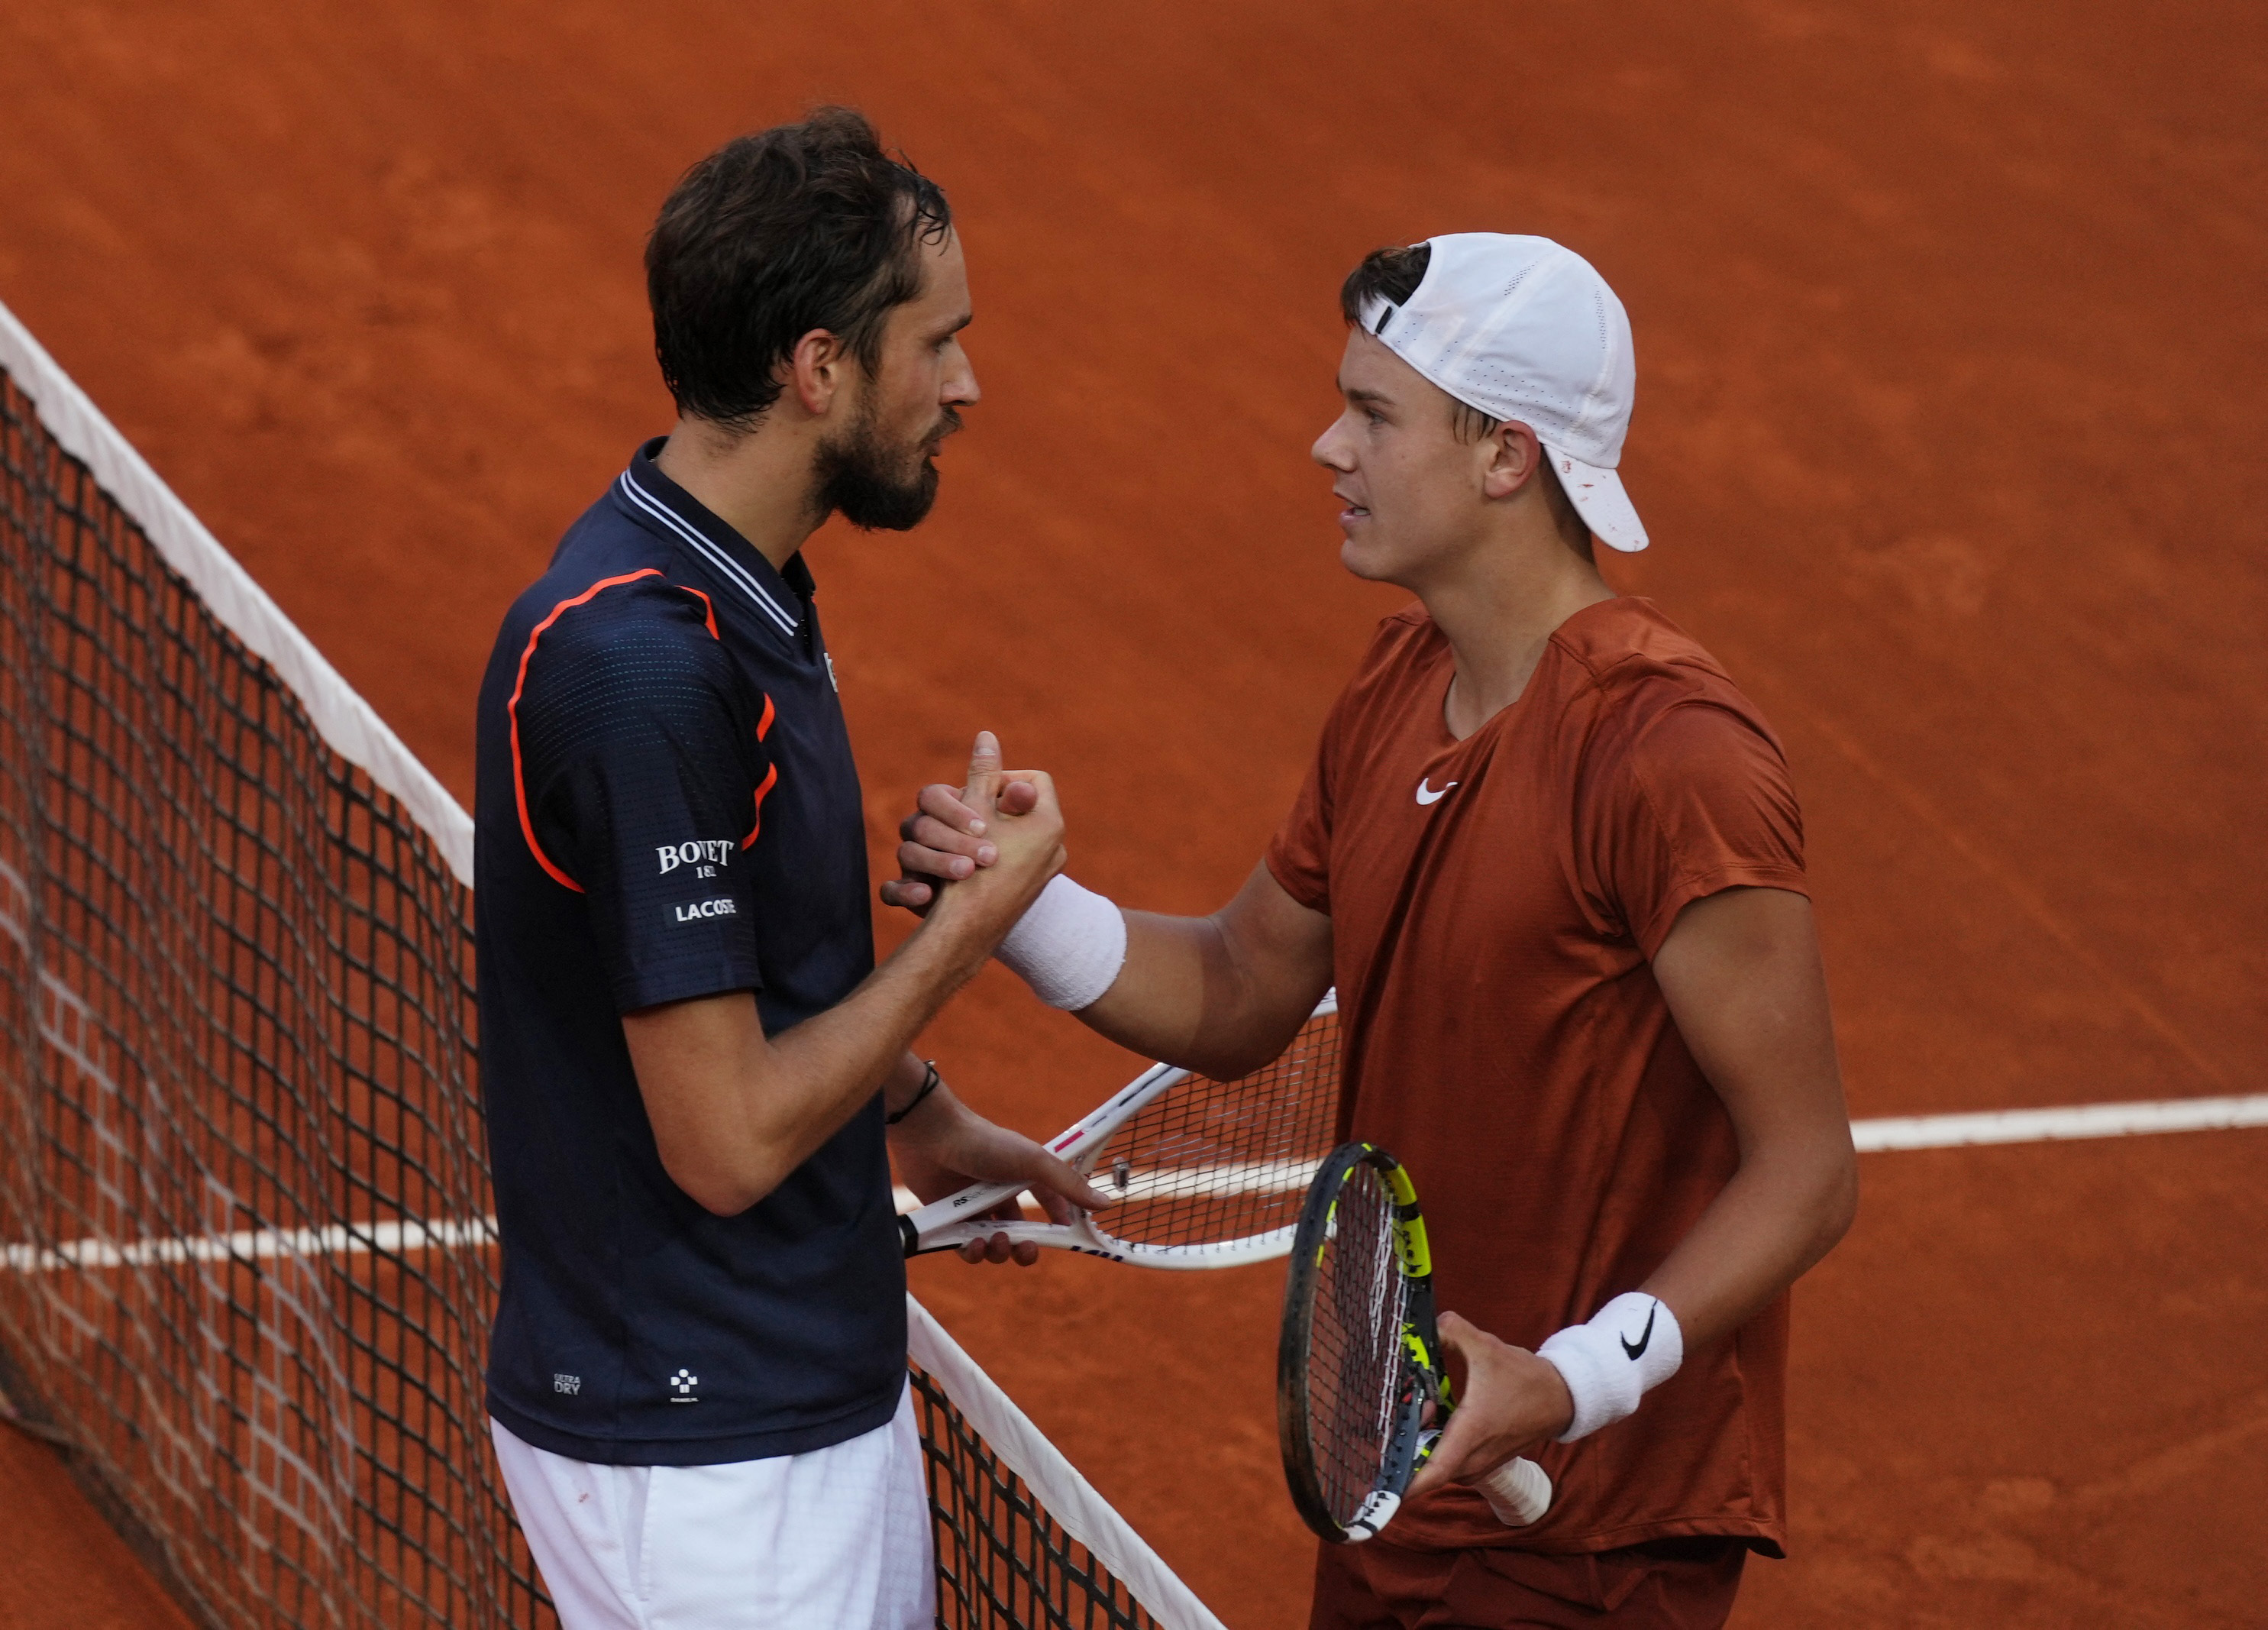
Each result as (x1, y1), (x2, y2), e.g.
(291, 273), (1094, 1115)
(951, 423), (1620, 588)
(1419, 526), (1615, 741)
(653, 414), (826, 572)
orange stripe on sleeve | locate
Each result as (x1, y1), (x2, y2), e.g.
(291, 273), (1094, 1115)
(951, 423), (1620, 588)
(512, 567), (731, 891)
(741, 762), (779, 849)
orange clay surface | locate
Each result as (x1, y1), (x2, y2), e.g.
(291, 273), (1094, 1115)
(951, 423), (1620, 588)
(2, 2), (2264, 1625)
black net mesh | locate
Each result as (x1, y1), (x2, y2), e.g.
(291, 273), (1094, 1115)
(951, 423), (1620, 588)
(0, 364), (537, 1630)
(912, 1364), (1158, 1630)
(0, 348), (1211, 1630)
(1088, 1007), (1339, 1256)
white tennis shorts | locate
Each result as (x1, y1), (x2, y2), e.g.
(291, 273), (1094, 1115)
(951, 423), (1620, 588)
(490, 1386), (934, 1630)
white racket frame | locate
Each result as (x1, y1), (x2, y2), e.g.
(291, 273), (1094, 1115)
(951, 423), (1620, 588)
(899, 991), (1339, 1269)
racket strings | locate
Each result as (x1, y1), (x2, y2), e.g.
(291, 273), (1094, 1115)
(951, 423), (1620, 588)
(1305, 1164), (1410, 1525)
(1086, 1010), (1342, 1251)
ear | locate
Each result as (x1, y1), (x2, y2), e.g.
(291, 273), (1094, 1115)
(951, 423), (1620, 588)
(1478, 420), (1544, 502)
(785, 328), (849, 418)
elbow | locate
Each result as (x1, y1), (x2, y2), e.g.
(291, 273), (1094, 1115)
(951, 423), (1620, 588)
(684, 1182), (767, 1218)
(1178, 1004), (1317, 1084)
(1182, 1040), (1282, 1084)
(664, 1153), (787, 1218)
(1817, 1143), (1860, 1254)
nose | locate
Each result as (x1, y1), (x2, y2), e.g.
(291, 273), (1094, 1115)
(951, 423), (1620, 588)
(945, 342), (980, 409)
(1312, 412), (1355, 471)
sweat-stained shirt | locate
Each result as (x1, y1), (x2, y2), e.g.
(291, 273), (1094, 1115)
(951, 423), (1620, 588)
(1265, 595), (1808, 1556)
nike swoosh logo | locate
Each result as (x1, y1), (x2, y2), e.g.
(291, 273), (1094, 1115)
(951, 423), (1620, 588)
(1621, 1304), (1656, 1361)
(1415, 777), (1458, 806)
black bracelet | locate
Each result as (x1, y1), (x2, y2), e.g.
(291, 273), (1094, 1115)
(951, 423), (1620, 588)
(886, 1060), (942, 1125)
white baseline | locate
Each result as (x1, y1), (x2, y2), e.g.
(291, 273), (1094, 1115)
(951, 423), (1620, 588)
(1850, 1093), (2268, 1153)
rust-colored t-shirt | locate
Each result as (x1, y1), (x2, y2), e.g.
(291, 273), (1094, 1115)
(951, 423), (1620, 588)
(1266, 596), (1806, 1557)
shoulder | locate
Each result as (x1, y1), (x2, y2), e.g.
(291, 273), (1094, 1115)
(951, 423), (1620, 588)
(509, 567), (738, 734)
(1556, 599), (1785, 755)
(1549, 603), (1798, 831)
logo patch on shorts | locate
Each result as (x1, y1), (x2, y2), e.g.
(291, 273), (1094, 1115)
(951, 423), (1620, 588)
(553, 1373), (581, 1396)
(669, 1368), (699, 1404)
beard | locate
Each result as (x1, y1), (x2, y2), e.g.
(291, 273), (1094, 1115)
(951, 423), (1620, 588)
(812, 398), (961, 532)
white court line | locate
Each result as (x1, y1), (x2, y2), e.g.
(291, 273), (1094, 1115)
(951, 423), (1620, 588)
(0, 1215), (499, 1273)
(1850, 1095), (2268, 1152)
(11, 1098), (2264, 1271)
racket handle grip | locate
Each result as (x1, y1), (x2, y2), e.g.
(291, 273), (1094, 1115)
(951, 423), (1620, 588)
(1478, 1455), (1552, 1527)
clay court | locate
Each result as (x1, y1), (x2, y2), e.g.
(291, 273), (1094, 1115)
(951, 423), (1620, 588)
(2, 1), (2263, 1625)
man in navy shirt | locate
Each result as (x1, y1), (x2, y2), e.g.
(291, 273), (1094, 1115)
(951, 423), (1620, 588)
(473, 108), (1099, 1629)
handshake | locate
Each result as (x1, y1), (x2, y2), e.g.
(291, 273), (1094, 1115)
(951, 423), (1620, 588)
(876, 729), (1132, 1017)
(877, 729), (1056, 931)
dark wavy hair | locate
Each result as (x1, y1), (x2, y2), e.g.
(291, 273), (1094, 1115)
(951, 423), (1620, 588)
(647, 108), (951, 430)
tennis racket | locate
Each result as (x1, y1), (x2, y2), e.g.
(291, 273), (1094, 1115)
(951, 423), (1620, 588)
(899, 992), (1340, 1266)
(1278, 1141), (1552, 1542)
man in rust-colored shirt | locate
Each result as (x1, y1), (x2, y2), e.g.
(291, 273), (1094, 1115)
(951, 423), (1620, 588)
(890, 234), (1857, 1628)
(1267, 594), (1810, 1577)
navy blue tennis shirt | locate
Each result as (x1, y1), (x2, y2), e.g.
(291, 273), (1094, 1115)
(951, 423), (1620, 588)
(474, 440), (904, 1466)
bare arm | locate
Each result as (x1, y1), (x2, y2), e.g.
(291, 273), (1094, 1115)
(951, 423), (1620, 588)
(1639, 885), (1859, 1341)
(883, 1046), (1110, 1266)
(625, 766), (1096, 1217)
(880, 778), (1333, 1080)
(1075, 862), (1334, 1080)
(1412, 885), (1857, 1492)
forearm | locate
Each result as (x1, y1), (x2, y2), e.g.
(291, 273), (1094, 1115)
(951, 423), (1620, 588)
(1068, 865), (1329, 1079)
(747, 921), (995, 1172)
(1072, 909), (1244, 1069)
(887, 773), (1329, 1072)
(1640, 1136), (1858, 1350)
(628, 916), (991, 1213)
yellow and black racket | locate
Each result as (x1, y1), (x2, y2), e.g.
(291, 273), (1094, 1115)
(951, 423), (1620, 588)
(1277, 1142), (1552, 1543)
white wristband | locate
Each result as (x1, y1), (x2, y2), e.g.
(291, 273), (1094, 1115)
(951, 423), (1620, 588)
(1536, 1292), (1682, 1443)
(993, 875), (1127, 1011)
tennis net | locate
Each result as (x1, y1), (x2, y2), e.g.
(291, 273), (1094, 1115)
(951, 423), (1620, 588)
(0, 298), (1224, 1630)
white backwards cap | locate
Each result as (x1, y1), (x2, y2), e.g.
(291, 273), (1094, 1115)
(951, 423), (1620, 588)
(1355, 233), (1647, 552)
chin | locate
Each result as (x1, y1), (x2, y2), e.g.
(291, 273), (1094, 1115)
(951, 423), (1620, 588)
(1338, 535), (1404, 585)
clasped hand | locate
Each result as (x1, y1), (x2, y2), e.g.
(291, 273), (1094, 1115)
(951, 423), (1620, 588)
(878, 731), (1041, 915)
(1407, 1312), (1577, 1498)
(883, 731), (1106, 1265)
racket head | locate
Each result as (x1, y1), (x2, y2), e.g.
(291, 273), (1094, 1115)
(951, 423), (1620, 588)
(905, 995), (1343, 1265)
(1072, 998), (1341, 1264)
(1278, 1141), (1430, 1543)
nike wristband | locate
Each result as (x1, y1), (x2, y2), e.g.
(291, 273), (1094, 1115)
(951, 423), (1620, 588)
(994, 875), (1127, 1011)
(1536, 1292), (1683, 1443)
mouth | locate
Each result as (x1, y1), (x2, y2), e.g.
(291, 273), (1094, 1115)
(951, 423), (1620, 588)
(1333, 489), (1370, 528)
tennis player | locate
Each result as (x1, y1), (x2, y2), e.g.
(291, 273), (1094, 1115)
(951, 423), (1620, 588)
(471, 110), (1104, 1630)
(888, 234), (1859, 1626)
